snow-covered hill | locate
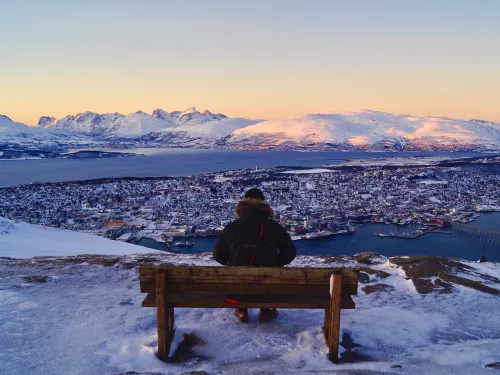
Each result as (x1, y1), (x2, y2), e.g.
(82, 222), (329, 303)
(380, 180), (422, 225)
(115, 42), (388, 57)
(3, 250), (500, 374)
(38, 107), (232, 140)
(220, 110), (500, 151)
(0, 114), (81, 147)
(139, 117), (262, 147)
(6, 109), (500, 151)
(0, 217), (161, 258)
(38, 110), (177, 139)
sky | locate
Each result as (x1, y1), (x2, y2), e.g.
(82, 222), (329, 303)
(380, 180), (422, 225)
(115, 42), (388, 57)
(1, 0), (499, 125)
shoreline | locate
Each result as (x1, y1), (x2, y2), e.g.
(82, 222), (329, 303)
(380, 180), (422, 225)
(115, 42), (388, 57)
(1, 153), (498, 189)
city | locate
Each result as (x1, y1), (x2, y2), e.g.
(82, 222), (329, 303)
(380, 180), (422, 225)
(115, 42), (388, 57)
(1, 157), (499, 250)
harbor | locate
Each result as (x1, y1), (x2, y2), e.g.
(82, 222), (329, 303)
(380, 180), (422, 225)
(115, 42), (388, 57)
(373, 226), (453, 239)
(133, 213), (500, 261)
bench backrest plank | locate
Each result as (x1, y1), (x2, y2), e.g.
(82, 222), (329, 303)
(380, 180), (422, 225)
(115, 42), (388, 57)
(140, 266), (359, 296)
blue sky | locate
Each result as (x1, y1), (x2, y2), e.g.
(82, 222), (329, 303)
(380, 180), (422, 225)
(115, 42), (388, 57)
(1, 0), (499, 124)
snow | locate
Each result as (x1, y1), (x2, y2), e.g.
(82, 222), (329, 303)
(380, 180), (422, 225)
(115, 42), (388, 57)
(282, 168), (337, 174)
(2, 253), (500, 374)
(0, 217), (162, 258)
(160, 118), (260, 138)
(0, 115), (55, 137)
(5, 109), (500, 150)
(141, 117), (262, 146)
(225, 109), (500, 149)
(0, 114), (83, 146)
(418, 180), (448, 185)
(40, 111), (178, 139)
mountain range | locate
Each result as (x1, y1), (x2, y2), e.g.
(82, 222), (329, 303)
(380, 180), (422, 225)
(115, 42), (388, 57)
(1, 109), (500, 152)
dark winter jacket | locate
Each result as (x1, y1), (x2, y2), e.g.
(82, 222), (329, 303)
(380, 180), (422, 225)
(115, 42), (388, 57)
(213, 199), (296, 266)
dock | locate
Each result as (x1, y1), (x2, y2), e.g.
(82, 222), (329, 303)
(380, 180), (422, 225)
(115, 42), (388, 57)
(374, 227), (453, 239)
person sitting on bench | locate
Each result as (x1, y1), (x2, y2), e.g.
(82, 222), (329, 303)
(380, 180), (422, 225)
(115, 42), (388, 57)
(213, 188), (297, 322)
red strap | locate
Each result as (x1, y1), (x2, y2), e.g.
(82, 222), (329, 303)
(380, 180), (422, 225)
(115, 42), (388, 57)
(257, 222), (264, 243)
(226, 298), (240, 305)
(250, 221), (265, 267)
(249, 250), (257, 266)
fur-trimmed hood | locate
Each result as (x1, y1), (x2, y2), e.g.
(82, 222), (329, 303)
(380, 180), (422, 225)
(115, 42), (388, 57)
(234, 199), (274, 218)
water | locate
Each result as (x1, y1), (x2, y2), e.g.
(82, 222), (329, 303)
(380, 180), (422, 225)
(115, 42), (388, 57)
(0, 148), (484, 187)
(136, 212), (500, 261)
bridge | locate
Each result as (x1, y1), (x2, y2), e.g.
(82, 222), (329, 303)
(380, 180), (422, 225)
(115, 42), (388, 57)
(453, 222), (500, 248)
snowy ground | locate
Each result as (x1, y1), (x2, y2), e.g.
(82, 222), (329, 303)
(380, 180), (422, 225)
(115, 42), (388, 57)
(0, 217), (163, 258)
(2, 250), (500, 375)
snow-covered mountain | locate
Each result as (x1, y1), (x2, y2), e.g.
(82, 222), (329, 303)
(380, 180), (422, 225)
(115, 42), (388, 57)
(220, 110), (500, 151)
(39, 107), (231, 140)
(139, 117), (262, 147)
(6, 109), (500, 151)
(38, 110), (177, 139)
(0, 114), (80, 146)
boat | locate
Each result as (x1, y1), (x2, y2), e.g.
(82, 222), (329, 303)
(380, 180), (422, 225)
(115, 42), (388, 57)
(161, 234), (174, 243)
(305, 231), (334, 240)
(173, 240), (195, 248)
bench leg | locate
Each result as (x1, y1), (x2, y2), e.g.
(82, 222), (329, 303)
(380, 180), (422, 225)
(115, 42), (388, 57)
(156, 272), (175, 362)
(323, 308), (330, 340)
(328, 273), (343, 363)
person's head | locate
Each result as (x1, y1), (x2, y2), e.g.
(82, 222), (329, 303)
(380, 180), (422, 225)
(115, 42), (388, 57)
(244, 188), (265, 201)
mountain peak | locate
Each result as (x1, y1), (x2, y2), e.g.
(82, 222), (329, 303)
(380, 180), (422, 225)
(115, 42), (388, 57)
(0, 114), (13, 122)
(38, 116), (57, 127)
(76, 111), (98, 118)
(152, 109), (170, 120)
(134, 110), (147, 115)
(182, 107), (199, 115)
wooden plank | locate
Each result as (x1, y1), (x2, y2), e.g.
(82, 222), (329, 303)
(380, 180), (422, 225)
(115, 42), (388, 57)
(140, 265), (359, 275)
(140, 279), (358, 296)
(143, 281), (331, 295)
(142, 293), (355, 310)
(140, 266), (360, 283)
(328, 272), (343, 363)
(140, 266), (359, 286)
(323, 308), (330, 340)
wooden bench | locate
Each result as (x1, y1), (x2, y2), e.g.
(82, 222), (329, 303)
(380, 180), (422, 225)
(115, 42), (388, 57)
(139, 266), (359, 363)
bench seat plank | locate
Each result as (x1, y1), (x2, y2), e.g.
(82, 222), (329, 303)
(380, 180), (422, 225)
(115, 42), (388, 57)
(140, 266), (358, 288)
(140, 281), (351, 296)
(142, 293), (356, 309)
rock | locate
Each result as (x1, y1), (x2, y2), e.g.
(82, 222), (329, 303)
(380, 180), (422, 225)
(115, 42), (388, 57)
(362, 284), (395, 294)
(355, 252), (386, 265)
(22, 275), (49, 283)
(78, 255), (120, 267)
(178, 372), (211, 375)
(388, 256), (473, 294)
(358, 267), (391, 279)
(438, 271), (500, 295)
(485, 362), (500, 369)
(391, 364), (403, 369)
(358, 272), (370, 283)
(116, 372), (166, 375)
(168, 332), (208, 364)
